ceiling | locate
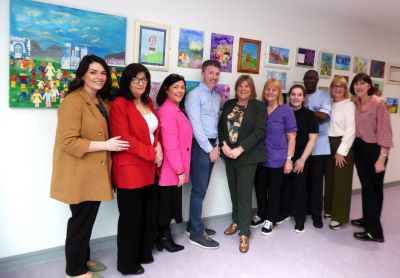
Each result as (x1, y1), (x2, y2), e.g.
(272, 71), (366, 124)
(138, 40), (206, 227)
(292, 0), (400, 33)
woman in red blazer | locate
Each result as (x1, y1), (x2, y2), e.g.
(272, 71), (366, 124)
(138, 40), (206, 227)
(156, 74), (193, 253)
(110, 63), (162, 276)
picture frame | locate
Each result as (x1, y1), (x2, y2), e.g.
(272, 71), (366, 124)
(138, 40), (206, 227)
(264, 43), (291, 69)
(210, 33), (234, 72)
(134, 20), (170, 71)
(177, 28), (204, 69)
(386, 63), (400, 85)
(353, 56), (369, 74)
(296, 47), (316, 67)
(370, 59), (386, 78)
(267, 70), (287, 90)
(318, 51), (334, 78)
(237, 38), (262, 74)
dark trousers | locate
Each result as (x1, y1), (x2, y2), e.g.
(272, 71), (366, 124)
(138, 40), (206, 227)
(225, 161), (257, 236)
(279, 175), (292, 221)
(289, 159), (311, 224)
(308, 155), (328, 217)
(254, 165), (284, 223)
(116, 184), (158, 274)
(65, 201), (100, 276)
(354, 138), (386, 238)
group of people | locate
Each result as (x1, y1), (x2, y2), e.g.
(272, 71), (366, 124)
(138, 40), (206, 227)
(50, 55), (393, 278)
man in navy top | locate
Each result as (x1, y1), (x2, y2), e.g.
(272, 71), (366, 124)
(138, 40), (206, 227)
(185, 60), (221, 249)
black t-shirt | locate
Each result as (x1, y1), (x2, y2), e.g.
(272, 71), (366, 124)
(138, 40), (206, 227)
(293, 106), (319, 159)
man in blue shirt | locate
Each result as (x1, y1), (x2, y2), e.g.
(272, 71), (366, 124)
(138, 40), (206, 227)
(185, 60), (221, 249)
(303, 70), (332, 229)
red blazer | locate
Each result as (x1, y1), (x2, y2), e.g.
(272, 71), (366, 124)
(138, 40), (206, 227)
(110, 97), (160, 189)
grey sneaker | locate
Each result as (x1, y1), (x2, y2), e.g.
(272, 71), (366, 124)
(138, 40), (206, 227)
(189, 232), (220, 249)
(185, 227), (216, 237)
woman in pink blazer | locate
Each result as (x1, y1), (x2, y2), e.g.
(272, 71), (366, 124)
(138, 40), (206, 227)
(156, 74), (193, 252)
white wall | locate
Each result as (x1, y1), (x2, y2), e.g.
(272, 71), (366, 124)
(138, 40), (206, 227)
(0, 0), (399, 258)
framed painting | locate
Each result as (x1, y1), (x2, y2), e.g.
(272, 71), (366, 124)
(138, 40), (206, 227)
(265, 44), (291, 69)
(318, 52), (334, 78)
(185, 80), (200, 94)
(385, 97), (398, 113)
(386, 64), (400, 85)
(296, 47), (316, 67)
(134, 20), (170, 71)
(335, 54), (351, 71)
(370, 59), (386, 78)
(177, 28), (204, 69)
(267, 70), (287, 90)
(237, 38), (262, 74)
(353, 56), (369, 74)
(210, 33), (234, 72)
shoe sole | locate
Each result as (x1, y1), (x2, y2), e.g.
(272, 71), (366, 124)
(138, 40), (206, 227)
(329, 225), (341, 230)
(353, 235), (384, 243)
(188, 239), (220, 249)
(185, 230), (216, 237)
(260, 230), (273, 236)
(351, 223), (364, 228)
(276, 217), (290, 225)
(294, 228), (304, 233)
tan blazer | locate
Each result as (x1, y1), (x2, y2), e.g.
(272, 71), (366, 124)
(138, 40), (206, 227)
(50, 88), (113, 204)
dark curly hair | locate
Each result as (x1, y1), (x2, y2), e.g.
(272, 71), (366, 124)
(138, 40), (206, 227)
(117, 63), (151, 104)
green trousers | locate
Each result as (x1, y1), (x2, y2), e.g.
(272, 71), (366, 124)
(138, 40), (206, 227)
(324, 136), (354, 223)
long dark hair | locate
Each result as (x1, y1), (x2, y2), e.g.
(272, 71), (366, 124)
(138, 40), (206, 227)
(117, 63), (151, 104)
(349, 73), (376, 96)
(156, 74), (186, 111)
(67, 55), (112, 101)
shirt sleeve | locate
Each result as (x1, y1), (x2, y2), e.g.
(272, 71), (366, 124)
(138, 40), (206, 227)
(319, 92), (332, 116)
(337, 101), (356, 156)
(307, 110), (319, 134)
(284, 106), (298, 133)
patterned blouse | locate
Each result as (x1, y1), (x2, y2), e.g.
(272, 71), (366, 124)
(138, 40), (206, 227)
(227, 103), (245, 144)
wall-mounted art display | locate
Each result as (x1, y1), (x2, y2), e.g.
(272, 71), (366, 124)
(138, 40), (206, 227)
(372, 79), (384, 93)
(149, 81), (161, 109)
(335, 54), (351, 71)
(186, 81), (201, 93)
(237, 38), (262, 74)
(296, 47), (316, 67)
(210, 33), (234, 72)
(134, 20), (170, 71)
(318, 52), (334, 78)
(385, 97), (398, 113)
(386, 64), (400, 85)
(177, 28), (204, 69)
(267, 70), (287, 90)
(353, 56), (369, 74)
(9, 0), (127, 108)
(215, 84), (231, 109)
(370, 60), (386, 78)
(265, 44), (291, 69)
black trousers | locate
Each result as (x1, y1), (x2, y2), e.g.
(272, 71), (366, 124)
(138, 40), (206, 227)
(354, 138), (386, 238)
(117, 184), (159, 274)
(308, 155), (328, 217)
(65, 201), (100, 276)
(254, 165), (284, 223)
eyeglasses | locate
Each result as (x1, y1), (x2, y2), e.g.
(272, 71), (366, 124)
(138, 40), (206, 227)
(331, 85), (345, 89)
(131, 77), (148, 85)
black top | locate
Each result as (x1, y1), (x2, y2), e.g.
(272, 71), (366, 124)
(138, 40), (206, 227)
(293, 106), (319, 160)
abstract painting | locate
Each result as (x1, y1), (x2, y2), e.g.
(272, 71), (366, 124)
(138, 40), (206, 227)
(318, 52), (334, 78)
(335, 54), (351, 71)
(210, 33), (234, 72)
(353, 56), (369, 74)
(177, 28), (204, 69)
(296, 47), (316, 67)
(370, 60), (386, 78)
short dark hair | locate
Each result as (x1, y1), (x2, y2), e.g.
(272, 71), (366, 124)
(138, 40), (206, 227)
(67, 55), (112, 101)
(118, 63), (151, 104)
(156, 74), (186, 111)
(201, 59), (221, 72)
(349, 73), (376, 96)
(303, 69), (319, 81)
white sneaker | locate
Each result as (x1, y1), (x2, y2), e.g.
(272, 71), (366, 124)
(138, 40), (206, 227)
(260, 220), (274, 235)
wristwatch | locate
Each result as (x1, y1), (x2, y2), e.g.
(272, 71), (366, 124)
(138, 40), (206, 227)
(287, 156), (293, 161)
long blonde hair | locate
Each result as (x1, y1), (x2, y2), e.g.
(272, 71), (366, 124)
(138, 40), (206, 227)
(262, 79), (282, 104)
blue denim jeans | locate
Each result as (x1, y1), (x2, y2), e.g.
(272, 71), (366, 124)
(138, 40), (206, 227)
(188, 140), (214, 237)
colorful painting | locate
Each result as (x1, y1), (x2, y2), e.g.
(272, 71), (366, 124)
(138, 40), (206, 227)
(335, 54), (351, 71)
(318, 52), (334, 78)
(370, 60), (386, 78)
(386, 97), (398, 113)
(149, 81), (161, 110)
(9, 0), (127, 108)
(238, 38), (262, 74)
(185, 81), (200, 94)
(215, 84), (231, 109)
(177, 28), (204, 69)
(134, 20), (170, 71)
(265, 45), (291, 68)
(267, 70), (287, 90)
(210, 33), (234, 72)
(353, 56), (369, 74)
(372, 80), (384, 93)
(386, 64), (400, 85)
(296, 47), (316, 67)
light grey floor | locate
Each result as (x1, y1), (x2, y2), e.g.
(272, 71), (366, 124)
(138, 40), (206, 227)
(1, 186), (400, 278)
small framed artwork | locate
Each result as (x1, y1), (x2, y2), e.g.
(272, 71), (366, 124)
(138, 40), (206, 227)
(386, 97), (398, 113)
(267, 70), (287, 90)
(318, 51), (334, 78)
(386, 64), (400, 85)
(210, 33), (234, 72)
(177, 28), (204, 69)
(370, 59), (386, 78)
(335, 54), (351, 71)
(296, 47), (316, 67)
(134, 20), (170, 71)
(353, 56), (369, 73)
(237, 38), (262, 74)
(265, 44), (291, 69)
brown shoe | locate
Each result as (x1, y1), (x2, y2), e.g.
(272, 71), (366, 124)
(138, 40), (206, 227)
(239, 235), (249, 253)
(224, 223), (239, 235)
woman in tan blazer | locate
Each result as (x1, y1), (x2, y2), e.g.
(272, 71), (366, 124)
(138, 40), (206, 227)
(50, 55), (129, 278)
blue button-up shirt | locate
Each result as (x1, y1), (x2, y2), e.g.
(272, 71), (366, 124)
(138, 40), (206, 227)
(185, 82), (220, 153)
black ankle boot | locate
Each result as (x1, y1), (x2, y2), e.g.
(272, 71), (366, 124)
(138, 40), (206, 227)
(157, 230), (184, 252)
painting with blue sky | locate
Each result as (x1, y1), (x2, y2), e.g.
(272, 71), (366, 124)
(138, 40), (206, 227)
(335, 54), (351, 71)
(178, 28), (204, 69)
(238, 38), (261, 74)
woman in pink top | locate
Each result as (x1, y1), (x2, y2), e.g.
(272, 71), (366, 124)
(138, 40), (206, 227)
(156, 74), (193, 252)
(349, 73), (393, 243)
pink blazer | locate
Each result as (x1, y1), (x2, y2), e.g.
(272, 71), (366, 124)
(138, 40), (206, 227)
(158, 99), (193, 186)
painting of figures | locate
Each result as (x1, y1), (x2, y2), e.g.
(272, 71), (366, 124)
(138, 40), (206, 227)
(386, 97), (398, 113)
(210, 33), (234, 72)
(335, 54), (351, 71)
(319, 52), (333, 77)
(177, 28), (204, 69)
(370, 60), (386, 78)
(353, 56), (369, 73)
(9, 0), (127, 108)
(238, 38), (261, 74)
(266, 45), (290, 68)
(296, 47), (316, 67)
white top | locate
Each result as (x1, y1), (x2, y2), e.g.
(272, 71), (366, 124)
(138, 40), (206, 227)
(328, 99), (355, 156)
(143, 111), (158, 144)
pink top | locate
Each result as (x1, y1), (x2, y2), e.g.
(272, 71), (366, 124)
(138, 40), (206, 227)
(355, 95), (393, 148)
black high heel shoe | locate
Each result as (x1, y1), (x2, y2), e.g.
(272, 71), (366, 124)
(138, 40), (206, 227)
(157, 230), (184, 252)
